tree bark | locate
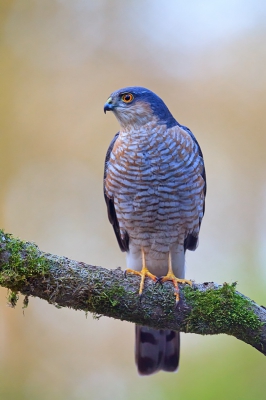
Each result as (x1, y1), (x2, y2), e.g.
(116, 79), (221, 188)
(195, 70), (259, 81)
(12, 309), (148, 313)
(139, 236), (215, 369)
(0, 230), (265, 356)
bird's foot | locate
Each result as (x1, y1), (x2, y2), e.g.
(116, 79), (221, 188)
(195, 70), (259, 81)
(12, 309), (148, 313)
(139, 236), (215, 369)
(126, 267), (157, 297)
(157, 273), (192, 302)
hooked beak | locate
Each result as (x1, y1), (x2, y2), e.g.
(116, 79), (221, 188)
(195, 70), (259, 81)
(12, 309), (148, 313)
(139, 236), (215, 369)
(104, 97), (115, 114)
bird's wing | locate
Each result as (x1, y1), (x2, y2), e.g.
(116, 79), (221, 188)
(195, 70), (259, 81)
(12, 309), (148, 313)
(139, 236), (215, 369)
(179, 124), (207, 251)
(103, 132), (129, 252)
(180, 124), (207, 199)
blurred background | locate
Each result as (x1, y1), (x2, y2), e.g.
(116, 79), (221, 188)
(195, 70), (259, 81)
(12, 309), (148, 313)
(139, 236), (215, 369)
(0, 1), (266, 399)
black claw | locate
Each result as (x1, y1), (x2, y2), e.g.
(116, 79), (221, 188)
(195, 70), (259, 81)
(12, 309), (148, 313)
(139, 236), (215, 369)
(139, 293), (143, 303)
(155, 276), (163, 285)
(175, 296), (183, 310)
(124, 270), (128, 278)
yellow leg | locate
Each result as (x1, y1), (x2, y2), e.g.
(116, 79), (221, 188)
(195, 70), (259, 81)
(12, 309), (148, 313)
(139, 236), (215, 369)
(126, 248), (157, 296)
(159, 253), (192, 302)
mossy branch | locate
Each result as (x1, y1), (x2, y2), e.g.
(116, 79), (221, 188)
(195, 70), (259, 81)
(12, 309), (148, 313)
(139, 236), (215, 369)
(0, 230), (265, 355)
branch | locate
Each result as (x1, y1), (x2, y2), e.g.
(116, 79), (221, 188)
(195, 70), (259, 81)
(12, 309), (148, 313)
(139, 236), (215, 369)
(0, 230), (265, 355)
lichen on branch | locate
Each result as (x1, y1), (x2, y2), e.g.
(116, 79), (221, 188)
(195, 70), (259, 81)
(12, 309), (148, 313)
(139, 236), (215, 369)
(0, 229), (265, 356)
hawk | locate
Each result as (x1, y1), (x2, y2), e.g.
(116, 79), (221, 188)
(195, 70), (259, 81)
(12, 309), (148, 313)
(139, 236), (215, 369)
(103, 87), (206, 375)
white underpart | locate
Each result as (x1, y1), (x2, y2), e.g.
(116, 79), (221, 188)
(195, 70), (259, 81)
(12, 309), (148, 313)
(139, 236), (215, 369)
(105, 120), (205, 278)
(126, 245), (185, 278)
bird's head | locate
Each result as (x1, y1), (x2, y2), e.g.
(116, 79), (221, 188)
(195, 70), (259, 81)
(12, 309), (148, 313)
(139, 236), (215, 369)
(104, 86), (176, 129)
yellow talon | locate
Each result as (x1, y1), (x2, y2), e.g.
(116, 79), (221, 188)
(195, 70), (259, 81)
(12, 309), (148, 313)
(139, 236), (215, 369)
(158, 254), (192, 302)
(126, 249), (157, 296)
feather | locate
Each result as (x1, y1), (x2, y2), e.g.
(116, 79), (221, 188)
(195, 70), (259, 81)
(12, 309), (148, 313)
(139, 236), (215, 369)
(135, 326), (180, 375)
(104, 132), (129, 252)
(103, 86), (207, 374)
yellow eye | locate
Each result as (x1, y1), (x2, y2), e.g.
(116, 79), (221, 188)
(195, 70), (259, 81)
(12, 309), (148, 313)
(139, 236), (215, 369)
(121, 93), (134, 103)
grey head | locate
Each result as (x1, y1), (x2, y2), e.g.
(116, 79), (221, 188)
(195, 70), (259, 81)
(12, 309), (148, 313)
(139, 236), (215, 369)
(104, 86), (177, 129)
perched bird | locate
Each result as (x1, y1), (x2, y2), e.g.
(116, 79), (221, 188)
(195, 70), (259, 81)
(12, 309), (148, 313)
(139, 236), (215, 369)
(103, 87), (206, 375)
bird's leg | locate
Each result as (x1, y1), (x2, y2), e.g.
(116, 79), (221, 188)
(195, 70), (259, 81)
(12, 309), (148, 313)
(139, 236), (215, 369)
(126, 248), (157, 297)
(158, 253), (192, 302)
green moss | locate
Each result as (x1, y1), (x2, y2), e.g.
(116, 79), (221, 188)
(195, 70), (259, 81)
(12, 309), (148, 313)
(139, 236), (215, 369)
(7, 290), (19, 308)
(87, 279), (127, 317)
(183, 283), (263, 343)
(0, 230), (50, 291)
(23, 295), (29, 309)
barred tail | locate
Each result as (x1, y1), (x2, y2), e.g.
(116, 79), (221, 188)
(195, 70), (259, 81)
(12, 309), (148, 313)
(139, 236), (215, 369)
(135, 325), (180, 375)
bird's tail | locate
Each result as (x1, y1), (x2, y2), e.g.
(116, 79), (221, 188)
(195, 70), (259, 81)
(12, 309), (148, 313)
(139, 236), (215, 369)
(135, 325), (180, 375)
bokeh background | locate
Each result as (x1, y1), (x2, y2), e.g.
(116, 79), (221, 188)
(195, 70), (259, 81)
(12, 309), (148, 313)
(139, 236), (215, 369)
(0, 1), (266, 399)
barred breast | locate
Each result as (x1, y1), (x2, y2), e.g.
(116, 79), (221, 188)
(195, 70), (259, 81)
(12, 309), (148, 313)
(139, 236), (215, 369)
(105, 121), (205, 257)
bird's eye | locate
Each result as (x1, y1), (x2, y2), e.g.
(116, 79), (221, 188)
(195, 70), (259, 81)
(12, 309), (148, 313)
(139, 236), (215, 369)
(121, 93), (134, 103)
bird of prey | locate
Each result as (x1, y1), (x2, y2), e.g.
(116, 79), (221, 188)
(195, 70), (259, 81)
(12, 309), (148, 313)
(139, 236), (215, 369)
(103, 87), (206, 375)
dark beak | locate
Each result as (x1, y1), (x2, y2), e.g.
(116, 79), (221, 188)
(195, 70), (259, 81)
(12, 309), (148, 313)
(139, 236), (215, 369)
(104, 97), (115, 114)
(104, 102), (114, 114)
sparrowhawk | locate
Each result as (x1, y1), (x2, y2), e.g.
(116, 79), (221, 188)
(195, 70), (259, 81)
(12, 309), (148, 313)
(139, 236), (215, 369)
(103, 86), (206, 375)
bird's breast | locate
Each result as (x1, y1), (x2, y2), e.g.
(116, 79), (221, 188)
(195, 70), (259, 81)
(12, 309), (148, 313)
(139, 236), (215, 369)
(105, 125), (204, 230)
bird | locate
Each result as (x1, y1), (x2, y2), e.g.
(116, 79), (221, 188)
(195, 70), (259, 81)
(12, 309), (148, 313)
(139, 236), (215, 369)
(103, 86), (206, 375)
